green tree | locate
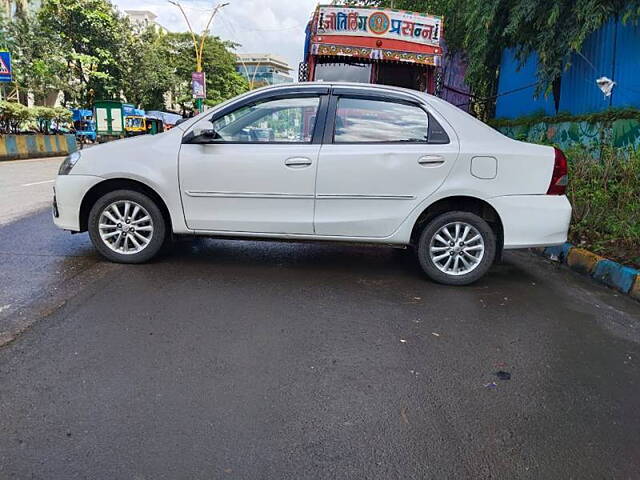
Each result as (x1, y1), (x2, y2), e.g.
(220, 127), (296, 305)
(1, 0), (31, 19)
(2, 0), (247, 114)
(0, 11), (67, 105)
(52, 106), (72, 127)
(159, 32), (248, 114)
(37, 0), (133, 106)
(32, 106), (55, 133)
(362, 0), (640, 102)
(122, 27), (175, 110)
(0, 100), (31, 133)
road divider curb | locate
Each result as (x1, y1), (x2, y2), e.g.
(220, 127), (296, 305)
(0, 134), (77, 161)
(536, 243), (640, 300)
(631, 277), (640, 301)
(567, 248), (605, 275)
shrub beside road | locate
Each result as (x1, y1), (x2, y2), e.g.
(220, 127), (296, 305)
(567, 147), (640, 268)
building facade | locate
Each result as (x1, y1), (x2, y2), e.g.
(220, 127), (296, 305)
(236, 54), (293, 88)
(124, 10), (169, 34)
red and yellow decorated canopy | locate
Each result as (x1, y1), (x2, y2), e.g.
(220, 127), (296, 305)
(309, 5), (444, 66)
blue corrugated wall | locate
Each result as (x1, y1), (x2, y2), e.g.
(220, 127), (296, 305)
(612, 19), (640, 108)
(559, 18), (616, 114)
(495, 50), (556, 118)
(495, 17), (640, 118)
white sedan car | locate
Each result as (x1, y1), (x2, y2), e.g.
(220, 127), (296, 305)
(53, 83), (571, 285)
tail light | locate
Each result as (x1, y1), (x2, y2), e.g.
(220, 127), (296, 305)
(547, 147), (568, 195)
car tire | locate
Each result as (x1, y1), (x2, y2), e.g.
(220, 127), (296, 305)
(417, 211), (496, 286)
(88, 189), (167, 264)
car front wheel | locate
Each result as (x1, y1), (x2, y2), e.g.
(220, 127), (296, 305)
(417, 211), (496, 285)
(88, 189), (167, 264)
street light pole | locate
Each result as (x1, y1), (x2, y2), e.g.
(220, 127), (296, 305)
(236, 56), (265, 90)
(168, 0), (229, 113)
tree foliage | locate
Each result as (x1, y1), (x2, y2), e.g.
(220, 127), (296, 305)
(360, 0), (640, 97)
(122, 27), (175, 111)
(0, 100), (30, 133)
(0, 102), (72, 134)
(0, 0), (247, 112)
(158, 32), (248, 114)
(38, 0), (133, 106)
(32, 106), (56, 133)
(32, 106), (72, 134)
(0, 10), (67, 104)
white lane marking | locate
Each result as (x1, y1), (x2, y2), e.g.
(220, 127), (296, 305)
(21, 180), (55, 187)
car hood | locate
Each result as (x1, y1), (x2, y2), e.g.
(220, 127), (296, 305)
(70, 129), (183, 178)
(89, 131), (172, 151)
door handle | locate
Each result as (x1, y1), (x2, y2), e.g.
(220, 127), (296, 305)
(418, 155), (445, 166)
(285, 157), (312, 168)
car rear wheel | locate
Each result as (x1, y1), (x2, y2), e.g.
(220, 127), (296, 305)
(88, 189), (167, 264)
(417, 211), (496, 285)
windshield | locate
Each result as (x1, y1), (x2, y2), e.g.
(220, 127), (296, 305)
(126, 117), (144, 128)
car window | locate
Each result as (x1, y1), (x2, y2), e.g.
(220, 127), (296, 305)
(211, 97), (320, 143)
(334, 97), (429, 143)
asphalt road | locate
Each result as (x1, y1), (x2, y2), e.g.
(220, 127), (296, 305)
(0, 156), (63, 226)
(1, 208), (640, 479)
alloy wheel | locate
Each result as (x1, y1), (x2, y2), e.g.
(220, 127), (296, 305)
(429, 221), (485, 276)
(98, 200), (154, 255)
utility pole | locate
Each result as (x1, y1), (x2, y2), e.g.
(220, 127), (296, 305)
(168, 0), (229, 113)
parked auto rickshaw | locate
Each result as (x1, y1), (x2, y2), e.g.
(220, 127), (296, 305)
(145, 115), (164, 135)
(124, 115), (147, 136)
(146, 110), (183, 133)
(71, 109), (97, 146)
(123, 104), (147, 137)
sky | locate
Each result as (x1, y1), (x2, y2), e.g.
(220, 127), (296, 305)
(111, 0), (321, 74)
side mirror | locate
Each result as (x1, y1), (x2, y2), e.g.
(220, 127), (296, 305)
(174, 118), (187, 126)
(183, 127), (219, 144)
(200, 128), (217, 139)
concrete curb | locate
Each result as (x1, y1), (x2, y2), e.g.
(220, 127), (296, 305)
(0, 134), (77, 161)
(536, 243), (640, 301)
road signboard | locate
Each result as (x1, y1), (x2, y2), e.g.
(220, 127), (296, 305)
(0, 51), (12, 82)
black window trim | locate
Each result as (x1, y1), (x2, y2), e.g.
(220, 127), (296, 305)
(324, 89), (450, 146)
(183, 86), (330, 145)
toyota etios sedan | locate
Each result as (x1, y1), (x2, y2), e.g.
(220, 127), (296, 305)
(53, 83), (571, 285)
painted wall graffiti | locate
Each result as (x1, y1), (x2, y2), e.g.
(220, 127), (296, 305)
(498, 119), (640, 153)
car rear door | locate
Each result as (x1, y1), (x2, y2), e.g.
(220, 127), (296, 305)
(179, 89), (329, 234)
(313, 88), (460, 238)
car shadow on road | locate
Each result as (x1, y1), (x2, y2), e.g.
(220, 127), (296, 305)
(163, 236), (538, 289)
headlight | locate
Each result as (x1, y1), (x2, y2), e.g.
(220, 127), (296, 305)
(58, 151), (81, 175)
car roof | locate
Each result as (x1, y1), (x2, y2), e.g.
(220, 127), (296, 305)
(175, 82), (442, 133)
(252, 81), (436, 100)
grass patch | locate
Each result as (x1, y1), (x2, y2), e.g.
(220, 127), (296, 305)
(566, 146), (640, 268)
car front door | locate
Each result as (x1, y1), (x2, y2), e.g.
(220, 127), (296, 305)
(314, 92), (459, 237)
(179, 91), (328, 234)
